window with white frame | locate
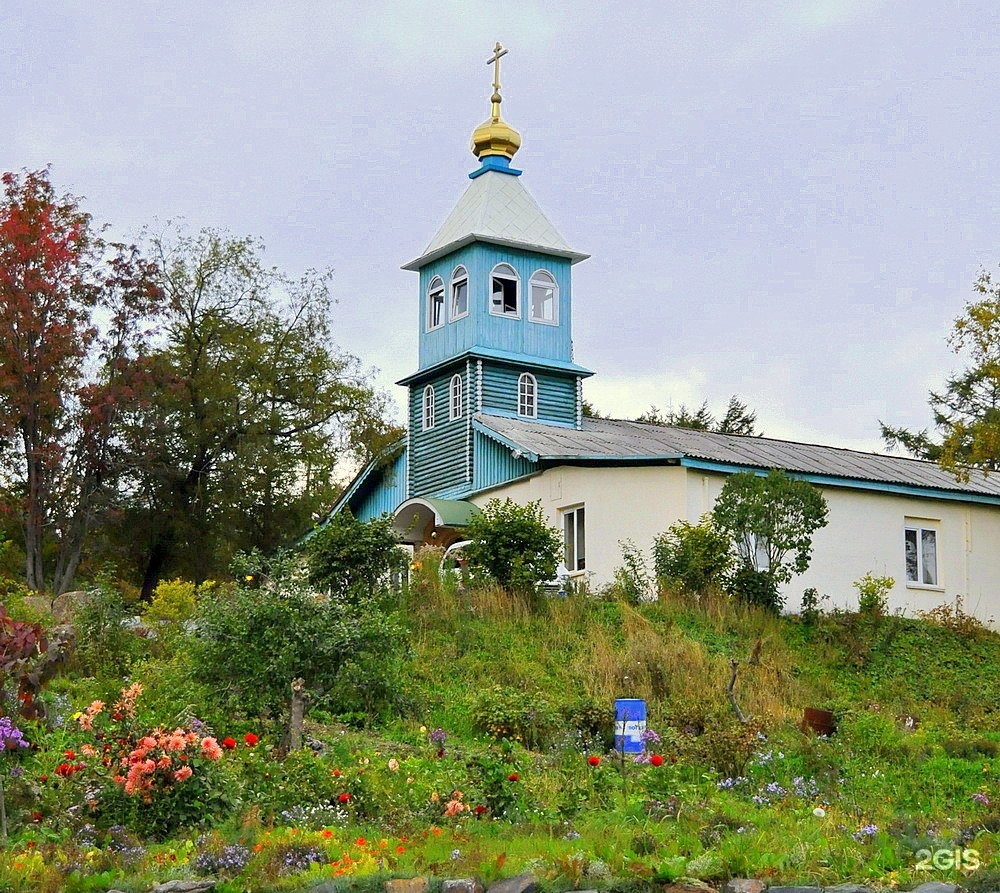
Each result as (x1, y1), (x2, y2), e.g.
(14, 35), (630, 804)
(490, 263), (519, 317)
(517, 372), (537, 418)
(529, 270), (558, 324)
(422, 385), (436, 430)
(904, 524), (938, 586)
(449, 373), (463, 420)
(562, 505), (586, 572)
(427, 277), (445, 330)
(450, 266), (469, 320)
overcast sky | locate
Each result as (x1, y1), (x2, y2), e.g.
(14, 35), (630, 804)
(4, 1), (998, 453)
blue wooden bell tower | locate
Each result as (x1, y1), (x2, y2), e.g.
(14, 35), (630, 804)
(397, 42), (592, 501)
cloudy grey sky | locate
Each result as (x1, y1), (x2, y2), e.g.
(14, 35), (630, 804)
(4, 1), (998, 452)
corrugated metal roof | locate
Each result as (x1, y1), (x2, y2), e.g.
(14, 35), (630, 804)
(474, 413), (1000, 498)
(402, 171), (589, 270)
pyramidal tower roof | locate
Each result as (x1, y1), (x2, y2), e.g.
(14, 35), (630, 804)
(403, 42), (588, 271)
(402, 170), (589, 270)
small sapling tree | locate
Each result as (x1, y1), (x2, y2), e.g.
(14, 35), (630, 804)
(464, 499), (561, 597)
(712, 470), (829, 612)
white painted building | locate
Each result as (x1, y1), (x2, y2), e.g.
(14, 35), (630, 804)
(328, 48), (1000, 625)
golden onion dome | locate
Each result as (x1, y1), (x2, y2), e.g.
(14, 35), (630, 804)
(471, 43), (521, 162)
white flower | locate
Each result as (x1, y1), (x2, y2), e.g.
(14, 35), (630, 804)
(813, 807), (826, 818)
(388, 758), (400, 771)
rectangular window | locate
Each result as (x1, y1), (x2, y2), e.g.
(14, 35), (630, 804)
(562, 505), (586, 572)
(451, 279), (468, 319)
(530, 281), (556, 323)
(904, 525), (938, 585)
(428, 287), (444, 329)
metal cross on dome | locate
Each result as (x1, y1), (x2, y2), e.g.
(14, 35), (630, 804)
(487, 41), (508, 97)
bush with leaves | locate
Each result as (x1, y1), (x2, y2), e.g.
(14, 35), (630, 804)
(306, 510), (406, 601)
(653, 517), (731, 596)
(464, 499), (561, 596)
(728, 565), (784, 613)
(193, 552), (407, 719)
(855, 572), (895, 617)
(712, 469), (828, 609)
(73, 585), (146, 677)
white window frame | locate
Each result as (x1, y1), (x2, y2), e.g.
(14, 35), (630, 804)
(450, 265), (469, 321)
(529, 269), (559, 325)
(562, 505), (586, 573)
(489, 263), (520, 318)
(449, 373), (463, 420)
(427, 276), (445, 331)
(517, 372), (537, 418)
(904, 524), (939, 588)
(422, 384), (436, 430)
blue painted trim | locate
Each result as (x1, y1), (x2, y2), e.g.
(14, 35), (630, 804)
(470, 156), (522, 179)
(398, 348), (593, 386)
(680, 457), (1000, 506)
(321, 439), (408, 523)
(479, 408), (578, 429)
(471, 419), (540, 462)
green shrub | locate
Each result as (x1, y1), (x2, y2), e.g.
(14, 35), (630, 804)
(610, 540), (653, 604)
(855, 572), (894, 617)
(799, 587), (826, 624)
(306, 510), (406, 601)
(727, 565), (783, 613)
(142, 578), (199, 625)
(653, 518), (731, 595)
(73, 585), (145, 676)
(471, 684), (560, 750)
(464, 499), (561, 597)
(193, 552), (407, 718)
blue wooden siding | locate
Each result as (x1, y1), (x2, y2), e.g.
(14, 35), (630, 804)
(472, 430), (537, 491)
(408, 367), (472, 497)
(480, 361), (578, 426)
(417, 244), (573, 370)
(350, 450), (408, 521)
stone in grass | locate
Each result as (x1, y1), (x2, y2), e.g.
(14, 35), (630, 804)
(443, 880), (486, 893)
(725, 880), (767, 893)
(486, 874), (539, 893)
(150, 881), (218, 893)
(908, 884), (963, 893)
(825, 884), (876, 893)
(767, 886), (824, 893)
(385, 878), (430, 893)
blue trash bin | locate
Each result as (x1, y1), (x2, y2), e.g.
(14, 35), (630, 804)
(614, 698), (647, 753)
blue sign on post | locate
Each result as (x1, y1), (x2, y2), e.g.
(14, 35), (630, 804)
(614, 698), (647, 753)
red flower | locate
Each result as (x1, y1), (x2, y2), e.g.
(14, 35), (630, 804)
(64, 750), (76, 759)
(338, 792), (351, 803)
(56, 762), (74, 778)
(587, 755), (601, 767)
(244, 733), (259, 746)
(221, 737), (237, 750)
(650, 753), (664, 767)
(332, 769), (342, 777)
(37, 775), (48, 782)
(31, 811), (43, 822)
(507, 773), (519, 782)
(474, 804), (487, 816)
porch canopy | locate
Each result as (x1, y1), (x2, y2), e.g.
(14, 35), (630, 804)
(392, 497), (480, 546)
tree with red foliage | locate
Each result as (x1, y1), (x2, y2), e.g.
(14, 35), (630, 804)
(0, 169), (162, 593)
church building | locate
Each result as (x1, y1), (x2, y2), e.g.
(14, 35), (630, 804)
(329, 46), (1000, 624)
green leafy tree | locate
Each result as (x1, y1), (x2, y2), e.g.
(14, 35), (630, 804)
(116, 227), (401, 596)
(881, 267), (1000, 478)
(712, 469), (829, 601)
(194, 552), (406, 718)
(306, 510), (404, 601)
(463, 498), (561, 596)
(653, 517), (732, 595)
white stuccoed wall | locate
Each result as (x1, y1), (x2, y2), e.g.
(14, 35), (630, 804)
(471, 464), (1000, 625)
